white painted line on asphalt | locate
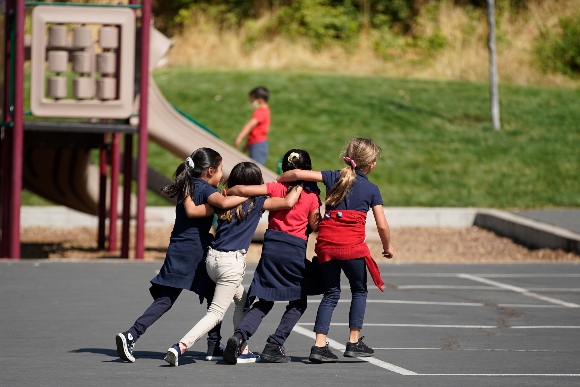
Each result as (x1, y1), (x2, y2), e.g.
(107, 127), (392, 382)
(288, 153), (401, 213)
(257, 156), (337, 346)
(297, 323), (580, 329)
(396, 285), (496, 290)
(383, 273), (580, 278)
(510, 326), (580, 329)
(297, 323), (497, 329)
(305, 299), (566, 308)
(306, 300), (484, 306)
(291, 325), (417, 375)
(457, 274), (580, 308)
(393, 284), (580, 292)
(417, 374), (580, 377)
(498, 303), (564, 308)
(373, 348), (575, 352)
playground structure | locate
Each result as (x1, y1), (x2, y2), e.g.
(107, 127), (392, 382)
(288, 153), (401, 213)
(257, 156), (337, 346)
(1, 1), (277, 259)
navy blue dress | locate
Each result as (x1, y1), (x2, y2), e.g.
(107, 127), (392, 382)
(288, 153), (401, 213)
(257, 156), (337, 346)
(150, 178), (216, 301)
(248, 229), (323, 303)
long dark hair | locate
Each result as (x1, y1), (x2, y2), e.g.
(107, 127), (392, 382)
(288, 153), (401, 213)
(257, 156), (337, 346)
(161, 147), (222, 203)
(218, 162), (263, 222)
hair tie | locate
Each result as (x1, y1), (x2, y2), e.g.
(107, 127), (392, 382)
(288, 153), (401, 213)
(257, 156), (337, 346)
(343, 156), (356, 168)
(185, 157), (194, 169)
(287, 152), (300, 163)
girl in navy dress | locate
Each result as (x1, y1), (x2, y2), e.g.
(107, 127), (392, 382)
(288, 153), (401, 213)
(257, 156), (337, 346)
(221, 149), (323, 364)
(276, 137), (394, 363)
(164, 162), (303, 366)
(115, 148), (246, 363)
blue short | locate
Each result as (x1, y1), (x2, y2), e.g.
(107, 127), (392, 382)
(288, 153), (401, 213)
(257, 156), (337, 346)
(249, 141), (268, 165)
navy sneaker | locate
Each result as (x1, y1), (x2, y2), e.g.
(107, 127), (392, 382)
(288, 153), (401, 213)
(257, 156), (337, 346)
(309, 343), (338, 363)
(237, 350), (260, 363)
(343, 337), (374, 358)
(115, 331), (136, 363)
(260, 343), (291, 363)
(164, 344), (181, 366)
(205, 342), (226, 361)
(223, 333), (246, 365)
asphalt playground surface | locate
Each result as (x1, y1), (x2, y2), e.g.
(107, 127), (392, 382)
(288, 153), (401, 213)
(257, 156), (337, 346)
(1, 260), (580, 387)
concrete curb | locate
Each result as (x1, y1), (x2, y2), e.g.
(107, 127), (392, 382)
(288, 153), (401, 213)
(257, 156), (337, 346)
(20, 206), (580, 254)
(474, 209), (580, 254)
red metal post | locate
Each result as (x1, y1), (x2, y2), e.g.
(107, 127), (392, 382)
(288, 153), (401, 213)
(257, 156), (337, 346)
(1, 130), (12, 258)
(1, 5), (13, 258)
(97, 137), (108, 249)
(8, 0), (25, 258)
(108, 133), (120, 252)
(135, 0), (150, 259)
(121, 134), (133, 258)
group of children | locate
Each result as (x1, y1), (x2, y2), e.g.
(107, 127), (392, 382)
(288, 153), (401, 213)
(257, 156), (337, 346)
(115, 137), (394, 367)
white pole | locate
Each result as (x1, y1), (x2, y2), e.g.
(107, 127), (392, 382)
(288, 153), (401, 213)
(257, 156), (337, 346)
(487, 0), (501, 130)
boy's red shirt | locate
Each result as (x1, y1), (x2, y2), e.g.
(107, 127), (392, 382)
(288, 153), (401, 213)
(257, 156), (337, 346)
(247, 106), (270, 145)
(314, 210), (385, 291)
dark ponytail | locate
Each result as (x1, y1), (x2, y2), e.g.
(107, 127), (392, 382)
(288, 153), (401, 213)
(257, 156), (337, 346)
(161, 147), (222, 203)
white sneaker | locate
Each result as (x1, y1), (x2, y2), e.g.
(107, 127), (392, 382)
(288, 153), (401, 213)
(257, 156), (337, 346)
(237, 350), (260, 364)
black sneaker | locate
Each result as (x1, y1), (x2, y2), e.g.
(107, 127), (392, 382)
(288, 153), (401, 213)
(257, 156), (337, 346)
(309, 343), (338, 363)
(343, 336), (374, 358)
(223, 333), (246, 365)
(205, 342), (226, 361)
(260, 343), (291, 363)
(115, 331), (136, 363)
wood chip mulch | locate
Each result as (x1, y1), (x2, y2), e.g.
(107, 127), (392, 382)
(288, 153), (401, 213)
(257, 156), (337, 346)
(14, 226), (579, 263)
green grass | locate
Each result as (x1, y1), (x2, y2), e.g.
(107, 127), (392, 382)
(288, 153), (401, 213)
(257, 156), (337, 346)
(23, 68), (580, 208)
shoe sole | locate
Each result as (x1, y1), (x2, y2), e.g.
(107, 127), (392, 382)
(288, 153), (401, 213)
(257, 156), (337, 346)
(260, 353), (291, 363)
(344, 351), (374, 358)
(205, 355), (223, 361)
(223, 336), (241, 365)
(115, 333), (135, 363)
(164, 348), (179, 366)
(309, 354), (338, 363)
(236, 355), (260, 364)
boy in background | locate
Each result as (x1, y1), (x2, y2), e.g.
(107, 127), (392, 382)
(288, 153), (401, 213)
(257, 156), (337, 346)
(235, 86), (270, 165)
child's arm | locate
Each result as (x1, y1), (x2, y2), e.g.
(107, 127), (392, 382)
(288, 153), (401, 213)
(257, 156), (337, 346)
(226, 184), (268, 197)
(372, 204), (394, 259)
(183, 196), (215, 218)
(207, 192), (248, 209)
(263, 185), (303, 211)
(276, 170), (323, 183)
(235, 118), (259, 148)
(308, 207), (322, 233)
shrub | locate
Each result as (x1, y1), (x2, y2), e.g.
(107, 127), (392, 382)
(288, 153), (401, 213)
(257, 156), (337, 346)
(535, 13), (580, 77)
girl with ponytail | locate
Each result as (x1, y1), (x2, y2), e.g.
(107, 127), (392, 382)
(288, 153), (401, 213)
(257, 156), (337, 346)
(116, 148), (246, 364)
(276, 138), (394, 364)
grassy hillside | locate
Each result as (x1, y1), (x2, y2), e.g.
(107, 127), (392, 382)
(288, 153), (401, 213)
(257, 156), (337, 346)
(147, 68), (579, 209)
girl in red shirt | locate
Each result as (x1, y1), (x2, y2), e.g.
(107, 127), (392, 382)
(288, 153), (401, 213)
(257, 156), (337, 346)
(276, 138), (394, 363)
(222, 149), (323, 364)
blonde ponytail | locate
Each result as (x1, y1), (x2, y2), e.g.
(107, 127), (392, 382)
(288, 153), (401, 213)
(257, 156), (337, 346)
(325, 137), (381, 207)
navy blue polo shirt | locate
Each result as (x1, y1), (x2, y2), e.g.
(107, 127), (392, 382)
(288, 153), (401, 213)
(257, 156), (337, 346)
(321, 170), (383, 213)
(211, 196), (267, 252)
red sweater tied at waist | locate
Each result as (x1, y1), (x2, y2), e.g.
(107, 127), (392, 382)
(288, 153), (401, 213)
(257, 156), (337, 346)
(314, 210), (384, 291)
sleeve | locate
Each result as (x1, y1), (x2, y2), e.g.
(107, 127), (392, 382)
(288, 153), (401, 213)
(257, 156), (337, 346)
(266, 182), (287, 198)
(370, 184), (383, 207)
(308, 192), (322, 213)
(252, 108), (267, 123)
(254, 195), (268, 212)
(198, 183), (217, 205)
(320, 170), (337, 191)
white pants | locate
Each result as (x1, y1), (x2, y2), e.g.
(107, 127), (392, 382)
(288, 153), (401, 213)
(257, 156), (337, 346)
(180, 247), (247, 349)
